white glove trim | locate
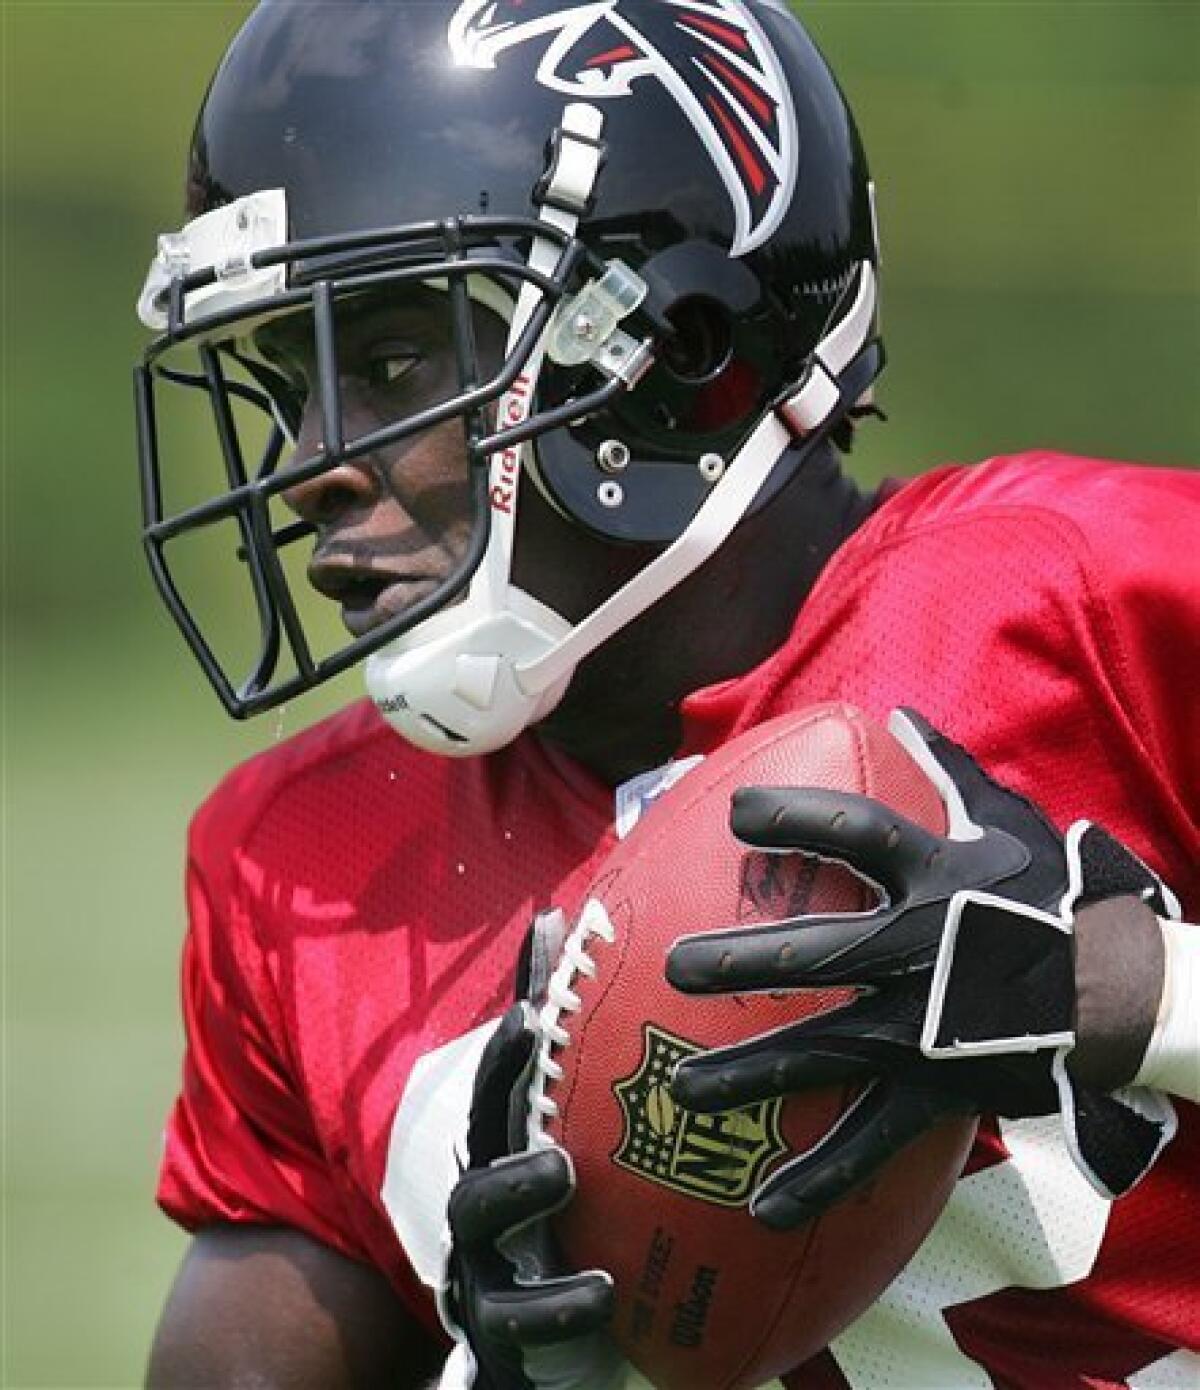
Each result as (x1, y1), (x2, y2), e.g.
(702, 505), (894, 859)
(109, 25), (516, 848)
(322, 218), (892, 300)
(919, 820), (1100, 1061)
(920, 891), (1076, 1060)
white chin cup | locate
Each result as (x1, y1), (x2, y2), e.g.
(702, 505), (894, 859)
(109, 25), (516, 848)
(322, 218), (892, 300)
(364, 589), (574, 757)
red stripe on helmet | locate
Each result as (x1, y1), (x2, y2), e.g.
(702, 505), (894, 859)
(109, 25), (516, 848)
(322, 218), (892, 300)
(586, 43), (638, 68)
(705, 93), (766, 196)
(702, 52), (774, 127)
(677, 13), (750, 52)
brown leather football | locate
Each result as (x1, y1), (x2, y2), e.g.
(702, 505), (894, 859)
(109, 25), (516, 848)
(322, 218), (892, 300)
(529, 704), (977, 1390)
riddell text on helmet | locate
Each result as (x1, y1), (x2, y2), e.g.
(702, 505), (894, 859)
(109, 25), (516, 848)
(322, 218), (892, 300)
(489, 373), (533, 514)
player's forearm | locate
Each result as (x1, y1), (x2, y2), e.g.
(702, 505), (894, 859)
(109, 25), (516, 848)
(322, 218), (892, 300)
(148, 1227), (443, 1389)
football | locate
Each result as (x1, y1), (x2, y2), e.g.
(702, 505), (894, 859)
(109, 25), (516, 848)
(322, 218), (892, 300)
(529, 703), (978, 1390)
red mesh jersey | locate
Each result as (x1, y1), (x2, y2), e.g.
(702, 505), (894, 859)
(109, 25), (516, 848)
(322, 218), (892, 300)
(160, 453), (1200, 1385)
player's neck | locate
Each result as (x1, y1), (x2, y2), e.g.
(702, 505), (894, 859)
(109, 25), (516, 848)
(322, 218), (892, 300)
(534, 449), (872, 786)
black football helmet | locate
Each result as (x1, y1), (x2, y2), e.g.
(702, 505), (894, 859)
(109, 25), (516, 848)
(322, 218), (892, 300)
(136, 0), (882, 755)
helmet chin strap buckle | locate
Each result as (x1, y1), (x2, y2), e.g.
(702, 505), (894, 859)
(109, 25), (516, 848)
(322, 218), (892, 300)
(547, 259), (654, 386)
(364, 590), (574, 758)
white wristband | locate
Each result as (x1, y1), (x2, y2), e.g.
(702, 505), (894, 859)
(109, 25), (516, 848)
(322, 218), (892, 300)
(1133, 918), (1200, 1104)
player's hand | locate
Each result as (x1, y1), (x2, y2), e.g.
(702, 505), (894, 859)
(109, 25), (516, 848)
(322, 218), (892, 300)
(440, 1002), (619, 1390)
(666, 709), (1179, 1229)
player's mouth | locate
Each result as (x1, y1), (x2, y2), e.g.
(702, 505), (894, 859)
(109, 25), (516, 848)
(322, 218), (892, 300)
(307, 556), (440, 638)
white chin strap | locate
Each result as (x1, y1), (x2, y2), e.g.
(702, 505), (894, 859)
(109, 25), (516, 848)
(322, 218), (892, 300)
(366, 587), (574, 756)
(366, 102), (878, 758)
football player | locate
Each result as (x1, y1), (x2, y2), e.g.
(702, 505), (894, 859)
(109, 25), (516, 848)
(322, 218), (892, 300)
(135, 1), (1199, 1387)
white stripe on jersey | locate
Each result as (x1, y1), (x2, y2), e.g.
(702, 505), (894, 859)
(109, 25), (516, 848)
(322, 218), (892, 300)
(827, 1115), (1113, 1388)
(1127, 1349), (1200, 1388)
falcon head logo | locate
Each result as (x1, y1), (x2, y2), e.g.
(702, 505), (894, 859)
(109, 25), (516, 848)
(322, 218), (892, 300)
(448, 0), (799, 256)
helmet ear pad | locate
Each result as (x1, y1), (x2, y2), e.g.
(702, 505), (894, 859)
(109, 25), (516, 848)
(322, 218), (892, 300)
(531, 241), (789, 546)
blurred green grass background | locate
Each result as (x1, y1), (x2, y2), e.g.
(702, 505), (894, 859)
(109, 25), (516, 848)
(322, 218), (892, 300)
(2, 3), (1197, 1385)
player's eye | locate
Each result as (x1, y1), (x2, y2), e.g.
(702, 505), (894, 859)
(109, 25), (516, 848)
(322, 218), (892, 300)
(367, 351), (420, 389)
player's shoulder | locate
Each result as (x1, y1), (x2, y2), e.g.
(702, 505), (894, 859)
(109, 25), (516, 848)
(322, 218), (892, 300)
(871, 450), (1196, 549)
(187, 698), (413, 863)
(847, 451), (1197, 606)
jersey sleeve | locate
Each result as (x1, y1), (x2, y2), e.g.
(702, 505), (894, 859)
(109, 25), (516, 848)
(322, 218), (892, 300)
(776, 457), (1199, 904)
(1076, 463), (1200, 860)
(1014, 457), (1200, 897)
(157, 782), (370, 1266)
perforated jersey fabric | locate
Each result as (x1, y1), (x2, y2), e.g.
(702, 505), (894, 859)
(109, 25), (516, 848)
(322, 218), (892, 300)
(159, 452), (1200, 1387)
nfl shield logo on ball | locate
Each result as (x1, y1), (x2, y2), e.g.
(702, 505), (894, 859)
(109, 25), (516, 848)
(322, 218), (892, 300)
(613, 1025), (786, 1206)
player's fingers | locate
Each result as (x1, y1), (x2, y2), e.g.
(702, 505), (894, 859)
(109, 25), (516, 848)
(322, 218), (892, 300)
(669, 988), (917, 1111)
(467, 1004), (539, 1167)
(666, 906), (907, 994)
(475, 1271), (615, 1348)
(731, 785), (944, 900)
(449, 1147), (573, 1250)
(891, 708), (1060, 858)
(749, 1080), (969, 1231)
(889, 707), (1006, 817)
(671, 1028), (882, 1112)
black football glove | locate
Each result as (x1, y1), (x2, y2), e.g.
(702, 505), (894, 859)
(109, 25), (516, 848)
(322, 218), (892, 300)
(442, 999), (618, 1390)
(666, 709), (1178, 1231)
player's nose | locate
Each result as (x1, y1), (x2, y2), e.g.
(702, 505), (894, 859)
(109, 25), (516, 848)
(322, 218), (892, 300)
(282, 456), (380, 527)
(281, 399), (381, 525)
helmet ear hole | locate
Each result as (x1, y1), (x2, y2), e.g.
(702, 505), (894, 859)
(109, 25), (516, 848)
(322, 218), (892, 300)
(661, 297), (734, 384)
(682, 358), (763, 433)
